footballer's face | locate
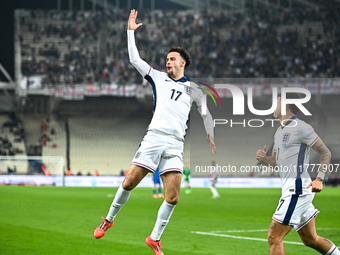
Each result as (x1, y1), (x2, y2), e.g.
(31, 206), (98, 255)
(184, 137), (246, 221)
(166, 52), (186, 78)
(273, 96), (281, 119)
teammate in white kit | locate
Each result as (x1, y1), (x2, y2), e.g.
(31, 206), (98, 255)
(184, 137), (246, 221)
(94, 10), (216, 255)
(256, 94), (339, 255)
(209, 161), (220, 199)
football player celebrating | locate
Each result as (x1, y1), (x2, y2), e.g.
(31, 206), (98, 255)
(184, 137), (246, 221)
(94, 9), (216, 255)
(256, 93), (339, 255)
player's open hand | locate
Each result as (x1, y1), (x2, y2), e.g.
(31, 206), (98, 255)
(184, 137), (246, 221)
(128, 9), (143, 30)
(307, 179), (323, 193)
(256, 145), (267, 162)
(207, 134), (217, 155)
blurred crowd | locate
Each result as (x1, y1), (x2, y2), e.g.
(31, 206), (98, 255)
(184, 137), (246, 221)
(19, 7), (340, 86)
(27, 118), (55, 156)
(0, 115), (25, 157)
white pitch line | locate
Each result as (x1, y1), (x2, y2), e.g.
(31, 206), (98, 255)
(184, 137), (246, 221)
(316, 228), (340, 231)
(211, 227), (340, 234)
(211, 229), (269, 233)
(192, 231), (304, 246)
(193, 229), (340, 249)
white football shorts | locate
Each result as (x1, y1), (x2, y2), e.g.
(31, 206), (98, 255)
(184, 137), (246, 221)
(272, 194), (319, 231)
(131, 130), (184, 175)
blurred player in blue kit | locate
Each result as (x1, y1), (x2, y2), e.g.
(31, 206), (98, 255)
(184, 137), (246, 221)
(153, 168), (164, 199)
(94, 9), (216, 255)
(256, 93), (340, 255)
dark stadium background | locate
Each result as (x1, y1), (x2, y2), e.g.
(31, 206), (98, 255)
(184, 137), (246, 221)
(0, 0), (184, 82)
(1, 0), (339, 81)
(0, 3), (339, 254)
(0, 0), (340, 180)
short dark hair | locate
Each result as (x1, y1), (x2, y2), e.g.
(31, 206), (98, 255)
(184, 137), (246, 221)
(281, 93), (302, 115)
(168, 46), (191, 68)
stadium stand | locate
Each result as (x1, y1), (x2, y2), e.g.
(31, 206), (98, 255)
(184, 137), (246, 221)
(41, 118), (67, 160)
(0, 114), (26, 156)
(0, 114), (27, 174)
(10, 91), (338, 178)
(18, 7), (340, 87)
(23, 114), (45, 156)
(68, 116), (147, 175)
(10, 5), (340, 181)
(67, 115), (191, 176)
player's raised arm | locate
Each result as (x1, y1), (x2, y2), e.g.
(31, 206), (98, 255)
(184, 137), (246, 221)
(128, 9), (143, 30)
(127, 9), (151, 77)
(256, 145), (277, 167)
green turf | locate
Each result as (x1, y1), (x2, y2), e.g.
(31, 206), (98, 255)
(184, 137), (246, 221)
(0, 186), (339, 254)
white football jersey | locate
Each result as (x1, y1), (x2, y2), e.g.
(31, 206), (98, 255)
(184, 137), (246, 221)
(127, 30), (213, 141)
(273, 116), (319, 197)
(145, 67), (204, 140)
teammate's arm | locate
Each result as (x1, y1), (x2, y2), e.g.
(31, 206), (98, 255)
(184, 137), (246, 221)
(256, 145), (277, 167)
(127, 9), (151, 77)
(307, 138), (331, 192)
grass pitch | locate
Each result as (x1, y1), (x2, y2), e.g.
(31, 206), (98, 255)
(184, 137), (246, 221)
(0, 186), (339, 254)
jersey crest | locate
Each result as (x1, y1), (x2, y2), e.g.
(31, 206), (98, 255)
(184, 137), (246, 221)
(282, 133), (290, 143)
(135, 151), (141, 159)
(185, 86), (191, 95)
